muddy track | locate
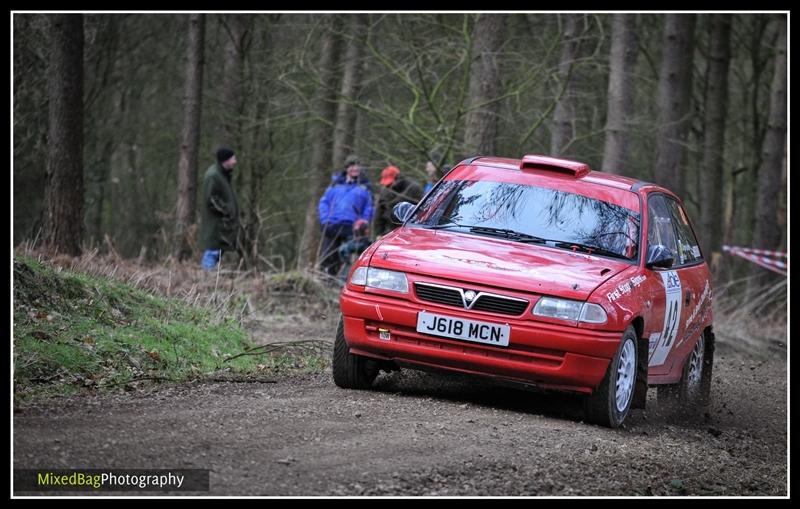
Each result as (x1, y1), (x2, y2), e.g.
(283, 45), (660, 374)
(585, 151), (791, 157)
(13, 341), (786, 496)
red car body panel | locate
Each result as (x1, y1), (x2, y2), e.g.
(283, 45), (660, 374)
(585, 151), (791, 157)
(339, 156), (714, 395)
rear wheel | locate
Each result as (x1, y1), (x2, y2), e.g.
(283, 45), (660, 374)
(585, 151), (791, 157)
(658, 330), (714, 416)
(332, 317), (379, 389)
(585, 326), (638, 428)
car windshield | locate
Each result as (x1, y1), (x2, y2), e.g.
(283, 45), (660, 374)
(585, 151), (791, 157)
(409, 180), (640, 260)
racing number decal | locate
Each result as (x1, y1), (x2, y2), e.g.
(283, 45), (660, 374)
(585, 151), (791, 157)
(662, 300), (679, 349)
(649, 271), (682, 367)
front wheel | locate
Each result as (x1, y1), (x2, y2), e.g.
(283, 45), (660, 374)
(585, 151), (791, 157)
(585, 326), (638, 428)
(332, 317), (379, 389)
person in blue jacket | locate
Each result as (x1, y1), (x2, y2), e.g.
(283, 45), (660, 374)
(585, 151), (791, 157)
(318, 155), (374, 277)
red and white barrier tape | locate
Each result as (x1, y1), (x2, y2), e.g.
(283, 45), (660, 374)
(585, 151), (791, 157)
(722, 245), (788, 275)
(721, 246), (787, 258)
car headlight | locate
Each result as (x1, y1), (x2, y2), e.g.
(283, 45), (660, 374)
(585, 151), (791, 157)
(533, 297), (607, 324)
(349, 267), (408, 293)
(350, 266), (368, 286)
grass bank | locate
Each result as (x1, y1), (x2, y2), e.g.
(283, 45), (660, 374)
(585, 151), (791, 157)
(13, 255), (327, 402)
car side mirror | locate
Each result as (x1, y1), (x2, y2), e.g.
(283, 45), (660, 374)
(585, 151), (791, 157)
(646, 244), (674, 269)
(392, 202), (415, 224)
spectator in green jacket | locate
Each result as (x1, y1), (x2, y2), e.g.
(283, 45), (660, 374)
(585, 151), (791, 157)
(199, 147), (240, 270)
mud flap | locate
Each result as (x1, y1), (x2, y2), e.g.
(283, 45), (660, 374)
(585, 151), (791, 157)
(699, 328), (715, 407)
(632, 337), (649, 409)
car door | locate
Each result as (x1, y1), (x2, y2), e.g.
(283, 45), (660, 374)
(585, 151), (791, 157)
(662, 197), (710, 379)
(644, 194), (684, 377)
(645, 193), (710, 381)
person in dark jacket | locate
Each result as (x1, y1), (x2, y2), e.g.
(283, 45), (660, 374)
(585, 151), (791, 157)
(374, 165), (423, 236)
(337, 219), (372, 281)
(318, 155), (373, 276)
(199, 147), (240, 270)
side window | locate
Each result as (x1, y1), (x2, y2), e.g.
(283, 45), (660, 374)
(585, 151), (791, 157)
(665, 198), (703, 265)
(647, 195), (679, 267)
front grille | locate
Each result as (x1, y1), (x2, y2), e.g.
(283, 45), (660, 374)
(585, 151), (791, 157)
(415, 283), (463, 307)
(414, 282), (529, 316)
(471, 294), (529, 315)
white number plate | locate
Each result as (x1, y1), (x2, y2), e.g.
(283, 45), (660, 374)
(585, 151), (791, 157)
(416, 311), (510, 347)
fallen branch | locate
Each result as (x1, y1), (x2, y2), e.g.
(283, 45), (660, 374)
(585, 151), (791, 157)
(98, 375), (177, 388)
(223, 340), (330, 363)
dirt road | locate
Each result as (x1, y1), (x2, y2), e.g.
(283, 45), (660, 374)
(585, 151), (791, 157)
(13, 340), (786, 496)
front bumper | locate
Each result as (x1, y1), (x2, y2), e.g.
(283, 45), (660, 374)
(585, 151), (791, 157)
(340, 287), (622, 394)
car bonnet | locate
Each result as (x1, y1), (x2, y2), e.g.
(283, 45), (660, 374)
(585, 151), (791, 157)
(369, 227), (632, 301)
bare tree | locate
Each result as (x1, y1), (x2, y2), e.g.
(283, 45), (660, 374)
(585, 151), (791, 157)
(601, 14), (638, 174)
(550, 14), (583, 156)
(463, 14), (505, 157)
(332, 15), (367, 169)
(753, 17), (786, 252)
(219, 15), (252, 147)
(42, 14), (84, 256)
(173, 14), (205, 261)
(83, 15), (121, 247)
(721, 16), (771, 274)
(699, 15), (732, 261)
(653, 14), (696, 197)
(297, 17), (342, 270)
(241, 19), (276, 269)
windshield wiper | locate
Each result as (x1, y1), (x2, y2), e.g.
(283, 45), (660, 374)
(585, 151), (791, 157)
(424, 215), (471, 230)
(468, 226), (547, 243)
(552, 241), (627, 259)
(426, 221), (468, 230)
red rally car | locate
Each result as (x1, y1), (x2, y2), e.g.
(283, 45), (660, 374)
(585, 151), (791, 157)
(333, 154), (715, 428)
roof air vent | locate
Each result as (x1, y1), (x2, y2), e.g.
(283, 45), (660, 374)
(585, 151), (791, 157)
(519, 154), (591, 178)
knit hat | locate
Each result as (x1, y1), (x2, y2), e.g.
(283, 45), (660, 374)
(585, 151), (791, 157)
(380, 165), (400, 186)
(344, 154), (360, 167)
(216, 147), (235, 163)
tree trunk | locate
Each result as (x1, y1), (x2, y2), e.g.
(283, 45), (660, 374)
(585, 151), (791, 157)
(219, 15), (251, 148)
(653, 14), (696, 198)
(550, 14), (583, 156)
(83, 16), (120, 248)
(238, 17), (275, 269)
(601, 14), (638, 174)
(42, 14), (84, 256)
(86, 139), (113, 246)
(244, 24), (274, 270)
(753, 18), (786, 252)
(332, 14), (367, 169)
(173, 14), (205, 261)
(699, 15), (732, 263)
(463, 14), (505, 157)
(297, 17), (342, 271)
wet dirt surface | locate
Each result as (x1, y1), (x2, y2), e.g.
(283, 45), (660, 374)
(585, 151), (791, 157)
(13, 341), (786, 496)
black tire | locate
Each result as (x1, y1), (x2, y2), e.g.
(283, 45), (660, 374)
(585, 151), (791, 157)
(332, 317), (379, 389)
(657, 329), (714, 417)
(585, 326), (638, 428)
